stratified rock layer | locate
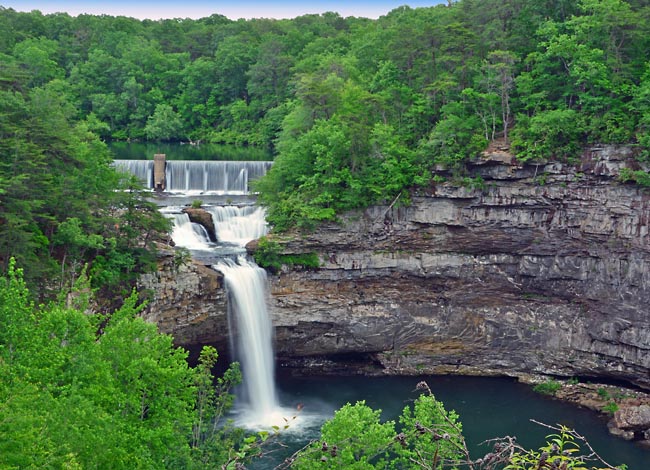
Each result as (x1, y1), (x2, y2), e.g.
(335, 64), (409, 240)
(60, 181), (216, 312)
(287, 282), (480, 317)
(139, 250), (229, 352)
(142, 146), (650, 391)
(267, 147), (650, 390)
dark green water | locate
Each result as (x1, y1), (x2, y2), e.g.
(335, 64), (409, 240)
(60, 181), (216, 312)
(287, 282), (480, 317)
(251, 373), (649, 469)
(108, 141), (272, 161)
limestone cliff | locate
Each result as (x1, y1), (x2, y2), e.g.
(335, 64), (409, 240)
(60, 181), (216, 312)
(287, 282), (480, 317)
(142, 146), (650, 391)
(138, 249), (229, 352)
(266, 146), (650, 390)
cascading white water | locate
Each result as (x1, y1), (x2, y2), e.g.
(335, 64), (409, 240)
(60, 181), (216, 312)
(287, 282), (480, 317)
(166, 213), (212, 251)
(159, 197), (296, 429)
(165, 161), (272, 194)
(207, 205), (268, 246)
(215, 256), (280, 425)
(113, 160), (272, 194)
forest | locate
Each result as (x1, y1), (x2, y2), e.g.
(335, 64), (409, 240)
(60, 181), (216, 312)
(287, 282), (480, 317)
(0, 0), (647, 468)
(3, 0), (650, 238)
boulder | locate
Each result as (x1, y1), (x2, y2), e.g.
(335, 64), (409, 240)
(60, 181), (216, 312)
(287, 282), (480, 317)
(612, 405), (650, 432)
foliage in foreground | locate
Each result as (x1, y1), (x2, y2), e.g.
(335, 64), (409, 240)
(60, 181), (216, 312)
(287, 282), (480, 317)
(0, 261), (629, 469)
(0, 259), (253, 470)
(283, 382), (627, 470)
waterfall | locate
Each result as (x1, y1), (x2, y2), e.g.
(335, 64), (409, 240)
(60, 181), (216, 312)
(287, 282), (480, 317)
(162, 199), (291, 429)
(112, 160), (153, 186)
(167, 213), (212, 250)
(207, 205), (268, 246)
(215, 256), (279, 425)
(113, 160), (272, 194)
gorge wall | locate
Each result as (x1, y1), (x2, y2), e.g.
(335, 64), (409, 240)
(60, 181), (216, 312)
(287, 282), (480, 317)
(139, 146), (650, 391)
(139, 249), (229, 352)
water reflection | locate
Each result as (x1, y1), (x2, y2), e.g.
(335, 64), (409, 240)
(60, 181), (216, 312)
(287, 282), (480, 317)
(108, 141), (272, 161)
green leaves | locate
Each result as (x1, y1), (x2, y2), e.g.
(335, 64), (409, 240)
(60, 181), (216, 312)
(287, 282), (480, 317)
(289, 384), (467, 470)
(291, 401), (395, 470)
(144, 103), (184, 141)
(511, 109), (582, 162)
(0, 264), (245, 469)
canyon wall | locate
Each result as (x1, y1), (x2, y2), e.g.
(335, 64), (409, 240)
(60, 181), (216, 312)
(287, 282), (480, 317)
(139, 249), (230, 352)
(141, 147), (650, 390)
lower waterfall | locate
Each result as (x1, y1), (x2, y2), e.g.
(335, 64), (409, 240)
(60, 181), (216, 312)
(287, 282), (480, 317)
(215, 256), (282, 427)
(166, 202), (300, 429)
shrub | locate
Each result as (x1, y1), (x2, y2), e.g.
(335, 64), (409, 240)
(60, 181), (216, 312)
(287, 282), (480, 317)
(602, 401), (619, 415)
(253, 236), (320, 272)
(511, 109), (583, 163)
(533, 379), (562, 396)
(618, 168), (650, 187)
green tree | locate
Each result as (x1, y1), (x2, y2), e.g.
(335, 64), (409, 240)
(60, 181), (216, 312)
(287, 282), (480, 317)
(0, 57), (169, 297)
(13, 37), (63, 87)
(511, 109), (583, 162)
(289, 382), (466, 470)
(144, 103), (184, 141)
(0, 260), (247, 469)
(290, 401), (396, 469)
(288, 381), (626, 470)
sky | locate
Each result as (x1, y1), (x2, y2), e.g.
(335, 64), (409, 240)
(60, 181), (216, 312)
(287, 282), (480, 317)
(3, 1), (448, 20)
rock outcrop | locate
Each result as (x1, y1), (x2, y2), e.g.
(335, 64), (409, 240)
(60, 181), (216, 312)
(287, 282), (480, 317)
(138, 249), (229, 352)
(265, 146), (650, 391)
(184, 207), (216, 241)
(142, 146), (650, 392)
(611, 405), (650, 441)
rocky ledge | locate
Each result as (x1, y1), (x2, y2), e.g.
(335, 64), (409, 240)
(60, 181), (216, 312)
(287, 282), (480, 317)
(138, 248), (229, 352)
(266, 146), (650, 394)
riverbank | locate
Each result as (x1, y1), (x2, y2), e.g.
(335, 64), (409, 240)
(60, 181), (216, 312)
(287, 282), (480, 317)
(519, 375), (650, 447)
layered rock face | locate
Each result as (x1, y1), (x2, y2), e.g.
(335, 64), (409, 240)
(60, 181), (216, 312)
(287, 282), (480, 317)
(266, 147), (650, 390)
(140, 146), (650, 391)
(138, 249), (229, 352)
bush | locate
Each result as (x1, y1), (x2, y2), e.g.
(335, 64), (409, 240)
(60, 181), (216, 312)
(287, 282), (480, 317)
(252, 236), (320, 272)
(511, 109), (583, 163)
(533, 379), (562, 396)
(618, 167), (650, 187)
(602, 401), (619, 415)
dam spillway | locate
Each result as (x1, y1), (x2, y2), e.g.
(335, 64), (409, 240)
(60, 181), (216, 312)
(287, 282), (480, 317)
(113, 159), (273, 194)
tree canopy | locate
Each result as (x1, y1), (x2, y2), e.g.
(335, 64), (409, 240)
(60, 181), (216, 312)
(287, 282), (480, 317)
(3, 1), (650, 230)
(0, 66), (170, 299)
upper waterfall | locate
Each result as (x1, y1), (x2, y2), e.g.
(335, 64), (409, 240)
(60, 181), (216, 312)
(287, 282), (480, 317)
(207, 205), (268, 246)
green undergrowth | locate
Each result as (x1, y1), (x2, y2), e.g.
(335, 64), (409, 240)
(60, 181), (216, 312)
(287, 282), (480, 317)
(252, 236), (320, 272)
(533, 379), (563, 396)
(618, 168), (650, 187)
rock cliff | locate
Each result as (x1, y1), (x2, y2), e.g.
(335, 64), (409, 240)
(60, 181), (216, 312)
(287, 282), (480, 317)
(142, 146), (650, 392)
(138, 249), (229, 352)
(267, 146), (650, 390)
